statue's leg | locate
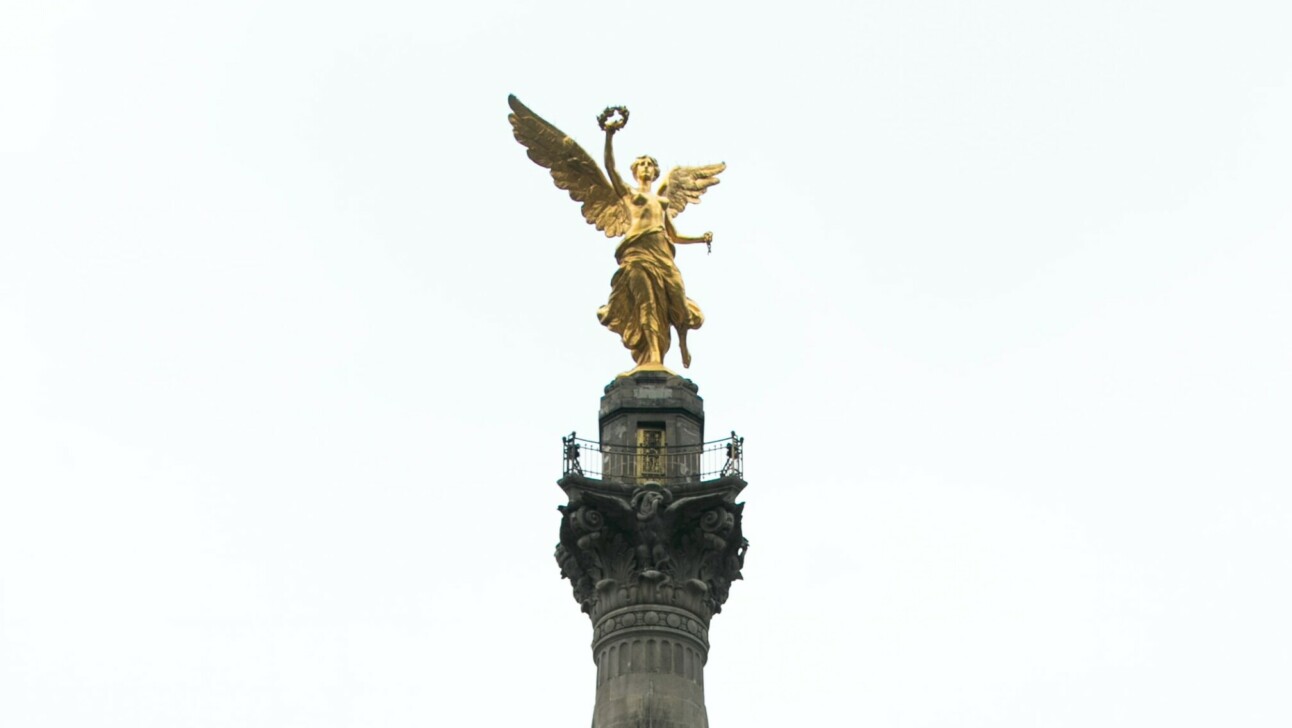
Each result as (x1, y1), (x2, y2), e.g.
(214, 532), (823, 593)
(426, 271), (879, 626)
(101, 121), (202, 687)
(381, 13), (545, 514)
(651, 271), (675, 363)
(626, 266), (663, 365)
(669, 295), (703, 369)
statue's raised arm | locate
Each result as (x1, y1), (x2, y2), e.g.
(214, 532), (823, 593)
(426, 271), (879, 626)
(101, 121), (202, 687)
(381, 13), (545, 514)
(599, 105), (630, 199)
(507, 95), (727, 375)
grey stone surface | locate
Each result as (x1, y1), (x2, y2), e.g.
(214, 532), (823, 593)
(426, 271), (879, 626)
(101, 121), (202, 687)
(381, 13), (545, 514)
(600, 372), (705, 451)
(557, 372), (748, 728)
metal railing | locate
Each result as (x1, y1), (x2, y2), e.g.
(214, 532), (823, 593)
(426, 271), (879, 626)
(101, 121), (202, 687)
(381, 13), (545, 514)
(562, 432), (744, 483)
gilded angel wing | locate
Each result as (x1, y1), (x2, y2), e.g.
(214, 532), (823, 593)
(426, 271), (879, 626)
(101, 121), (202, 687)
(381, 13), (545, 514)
(659, 162), (726, 217)
(508, 95), (629, 238)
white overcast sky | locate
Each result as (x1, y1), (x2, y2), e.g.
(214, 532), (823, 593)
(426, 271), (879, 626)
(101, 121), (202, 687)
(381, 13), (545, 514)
(2, 1), (1289, 726)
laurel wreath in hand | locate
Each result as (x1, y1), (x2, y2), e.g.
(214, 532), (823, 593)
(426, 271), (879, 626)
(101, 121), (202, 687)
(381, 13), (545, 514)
(598, 106), (629, 133)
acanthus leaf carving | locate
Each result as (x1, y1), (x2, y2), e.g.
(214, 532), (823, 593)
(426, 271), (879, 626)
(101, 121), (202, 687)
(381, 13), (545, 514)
(557, 478), (747, 621)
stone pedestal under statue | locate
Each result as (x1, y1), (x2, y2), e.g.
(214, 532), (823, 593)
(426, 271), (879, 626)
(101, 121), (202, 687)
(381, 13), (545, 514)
(556, 371), (747, 728)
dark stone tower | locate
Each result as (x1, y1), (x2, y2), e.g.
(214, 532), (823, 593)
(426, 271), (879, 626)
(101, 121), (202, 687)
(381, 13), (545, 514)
(556, 371), (747, 727)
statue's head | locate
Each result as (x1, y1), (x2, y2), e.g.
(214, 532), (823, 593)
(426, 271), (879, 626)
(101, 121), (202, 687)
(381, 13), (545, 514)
(631, 155), (659, 184)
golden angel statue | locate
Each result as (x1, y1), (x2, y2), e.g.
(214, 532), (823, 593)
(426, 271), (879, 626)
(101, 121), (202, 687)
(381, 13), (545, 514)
(507, 94), (726, 374)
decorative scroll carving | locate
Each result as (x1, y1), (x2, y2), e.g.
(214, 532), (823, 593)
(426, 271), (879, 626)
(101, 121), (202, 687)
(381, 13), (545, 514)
(556, 477), (747, 624)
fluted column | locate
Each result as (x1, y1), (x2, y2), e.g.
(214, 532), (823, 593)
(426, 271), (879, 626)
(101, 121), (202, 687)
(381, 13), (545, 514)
(591, 602), (711, 727)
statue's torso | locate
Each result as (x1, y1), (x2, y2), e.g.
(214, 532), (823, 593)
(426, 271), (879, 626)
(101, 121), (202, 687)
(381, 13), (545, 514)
(624, 192), (669, 239)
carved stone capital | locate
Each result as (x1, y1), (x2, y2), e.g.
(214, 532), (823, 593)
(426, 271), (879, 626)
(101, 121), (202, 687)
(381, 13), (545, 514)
(555, 475), (747, 627)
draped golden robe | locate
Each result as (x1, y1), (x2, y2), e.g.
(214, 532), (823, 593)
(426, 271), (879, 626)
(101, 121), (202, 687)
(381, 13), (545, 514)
(597, 226), (704, 367)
